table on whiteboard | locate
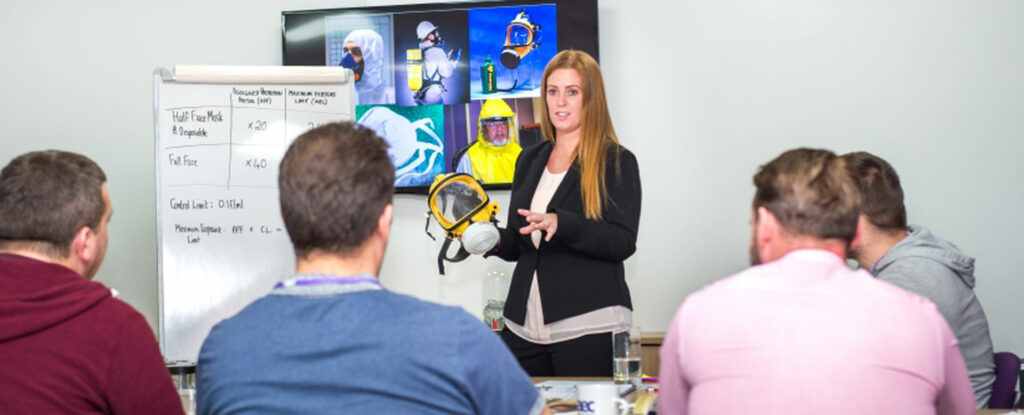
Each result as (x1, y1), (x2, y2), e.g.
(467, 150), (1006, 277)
(154, 68), (354, 362)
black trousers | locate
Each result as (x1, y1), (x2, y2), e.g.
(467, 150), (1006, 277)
(500, 328), (613, 377)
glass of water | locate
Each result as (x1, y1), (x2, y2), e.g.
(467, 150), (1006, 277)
(612, 325), (642, 386)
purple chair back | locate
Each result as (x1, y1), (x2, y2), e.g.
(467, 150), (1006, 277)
(989, 351), (1020, 409)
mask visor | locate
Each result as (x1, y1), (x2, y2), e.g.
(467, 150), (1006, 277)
(428, 174), (489, 232)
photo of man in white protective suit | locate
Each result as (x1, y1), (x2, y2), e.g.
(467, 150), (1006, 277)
(393, 11), (470, 107)
(339, 29), (395, 105)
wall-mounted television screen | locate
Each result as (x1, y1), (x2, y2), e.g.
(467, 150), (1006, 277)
(282, 0), (599, 193)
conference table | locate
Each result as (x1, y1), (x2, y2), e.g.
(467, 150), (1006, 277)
(535, 378), (1019, 414)
(533, 377), (654, 414)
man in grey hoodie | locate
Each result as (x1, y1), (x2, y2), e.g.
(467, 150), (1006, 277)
(844, 151), (996, 408)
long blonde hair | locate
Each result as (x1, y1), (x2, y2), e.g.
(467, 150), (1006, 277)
(539, 50), (620, 220)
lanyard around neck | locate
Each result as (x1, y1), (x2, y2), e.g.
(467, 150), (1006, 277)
(274, 276), (380, 289)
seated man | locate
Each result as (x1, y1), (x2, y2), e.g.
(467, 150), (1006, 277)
(197, 122), (546, 415)
(844, 151), (995, 407)
(658, 148), (974, 415)
(0, 151), (182, 413)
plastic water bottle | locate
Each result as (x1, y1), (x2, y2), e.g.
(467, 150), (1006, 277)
(483, 268), (510, 330)
(484, 299), (505, 330)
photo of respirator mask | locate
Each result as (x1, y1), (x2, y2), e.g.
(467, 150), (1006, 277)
(500, 9), (542, 70)
(339, 46), (364, 81)
(425, 173), (500, 274)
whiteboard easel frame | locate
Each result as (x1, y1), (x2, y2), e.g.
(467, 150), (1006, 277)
(152, 66), (354, 360)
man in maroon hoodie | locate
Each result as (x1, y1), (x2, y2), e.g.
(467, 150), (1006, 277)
(0, 151), (183, 414)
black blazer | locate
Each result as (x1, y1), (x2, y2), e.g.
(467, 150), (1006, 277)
(489, 140), (642, 326)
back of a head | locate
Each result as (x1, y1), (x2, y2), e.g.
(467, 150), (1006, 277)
(753, 148), (860, 243)
(842, 151), (907, 231)
(278, 122), (394, 259)
(0, 151), (107, 259)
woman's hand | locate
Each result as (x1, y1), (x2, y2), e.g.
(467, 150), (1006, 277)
(518, 209), (558, 242)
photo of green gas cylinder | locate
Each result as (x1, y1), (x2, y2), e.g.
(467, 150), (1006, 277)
(481, 54), (497, 94)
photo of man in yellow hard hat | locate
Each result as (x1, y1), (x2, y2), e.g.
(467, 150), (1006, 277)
(455, 99), (524, 184)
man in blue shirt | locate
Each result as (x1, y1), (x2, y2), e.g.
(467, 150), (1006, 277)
(197, 122), (546, 415)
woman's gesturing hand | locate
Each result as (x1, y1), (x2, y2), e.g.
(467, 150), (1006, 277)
(518, 209), (558, 242)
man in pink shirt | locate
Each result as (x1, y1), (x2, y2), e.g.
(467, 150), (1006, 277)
(658, 148), (974, 415)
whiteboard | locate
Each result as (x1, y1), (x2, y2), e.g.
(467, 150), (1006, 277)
(153, 66), (355, 362)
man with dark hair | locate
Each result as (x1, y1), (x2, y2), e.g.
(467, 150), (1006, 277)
(0, 151), (182, 414)
(658, 148), (974, 414)
(844, 151), (995, 408)
(196, 122), (547, 415)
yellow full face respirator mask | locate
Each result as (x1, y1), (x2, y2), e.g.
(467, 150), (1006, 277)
(425, 173), (500, 274)
(500, 9), (542, 70)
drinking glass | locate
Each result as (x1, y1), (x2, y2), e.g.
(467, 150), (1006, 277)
(612, 326), (642, 386)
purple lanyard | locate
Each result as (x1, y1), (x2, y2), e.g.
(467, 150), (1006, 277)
(869, 253), (887, 275)
(274, 276), (381, 289)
